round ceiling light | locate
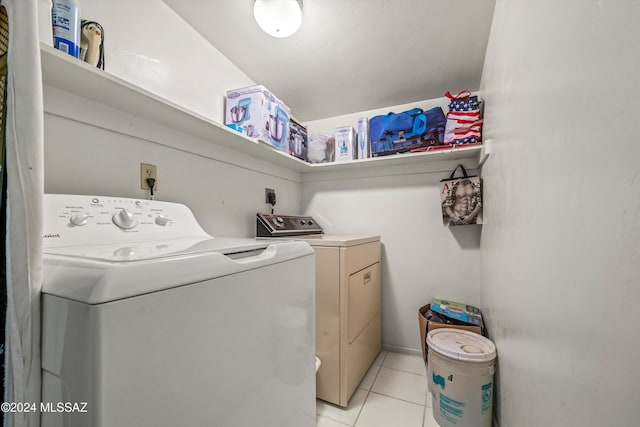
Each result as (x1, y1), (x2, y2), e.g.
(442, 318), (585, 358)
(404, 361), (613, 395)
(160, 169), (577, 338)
(253, 0), (303, 38)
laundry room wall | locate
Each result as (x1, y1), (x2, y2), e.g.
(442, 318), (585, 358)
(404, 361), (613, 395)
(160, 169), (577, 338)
(77, 0), (249, 123)
(302, 99), (483, 353)
(479, 1), (640, 426)
(43, 0), (301, 237)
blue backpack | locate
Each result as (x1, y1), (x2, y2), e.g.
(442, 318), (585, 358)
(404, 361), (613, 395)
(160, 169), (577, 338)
(369, 107), (446, 156)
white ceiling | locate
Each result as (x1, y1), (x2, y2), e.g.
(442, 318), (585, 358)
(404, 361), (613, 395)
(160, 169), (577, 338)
(165, 0), (496, 122)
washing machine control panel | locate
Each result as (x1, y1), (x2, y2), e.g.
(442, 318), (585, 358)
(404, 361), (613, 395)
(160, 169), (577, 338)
(43, 195), (211, 248)
(256, 213), (323, 237)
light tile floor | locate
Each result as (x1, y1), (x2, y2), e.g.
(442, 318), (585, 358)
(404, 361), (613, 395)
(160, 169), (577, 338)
(316, 351), (438, 427)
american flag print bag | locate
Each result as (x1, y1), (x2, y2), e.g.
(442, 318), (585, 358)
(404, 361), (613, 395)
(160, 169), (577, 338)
(444, 90), (483, 145)
(440, 164), (483, 226)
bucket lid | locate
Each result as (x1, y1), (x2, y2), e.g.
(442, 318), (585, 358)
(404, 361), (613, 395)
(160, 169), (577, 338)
(427, 328), (496, 362)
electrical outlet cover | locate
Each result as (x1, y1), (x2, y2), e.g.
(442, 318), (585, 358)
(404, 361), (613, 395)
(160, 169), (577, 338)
(140, 163), (158, 190)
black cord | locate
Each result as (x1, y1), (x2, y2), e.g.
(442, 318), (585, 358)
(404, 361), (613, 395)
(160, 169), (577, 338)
(267, 191), (276, 214)
(146, 178), (156, 200)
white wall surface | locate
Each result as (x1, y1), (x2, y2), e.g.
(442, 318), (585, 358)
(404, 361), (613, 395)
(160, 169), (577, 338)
(44, 87), (301, 237)
(303, 99), (482, 353)
(44, 0), (301, 236)
(479, 1), (640, 425)
(78, 0), (254, 123)
(302, 176), (482, 352)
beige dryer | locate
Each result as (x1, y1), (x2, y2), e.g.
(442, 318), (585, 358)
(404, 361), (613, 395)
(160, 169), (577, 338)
(294, 234), (381, 407)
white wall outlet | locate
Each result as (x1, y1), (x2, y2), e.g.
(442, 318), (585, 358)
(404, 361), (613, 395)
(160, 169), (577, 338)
(140, 163), (158, 190)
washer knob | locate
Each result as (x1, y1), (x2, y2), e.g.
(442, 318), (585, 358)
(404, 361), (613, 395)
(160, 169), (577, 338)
(70, 213), (90, 226)
(155, 215), (169, 226)
(300, 219), (307, 225)
(112, 209), (138, 229)
(308, 220), (314, 225)
(113, 247), (136, 258)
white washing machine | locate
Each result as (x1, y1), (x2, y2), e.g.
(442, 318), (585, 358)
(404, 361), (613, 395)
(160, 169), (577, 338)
(41, 195), (316, 427)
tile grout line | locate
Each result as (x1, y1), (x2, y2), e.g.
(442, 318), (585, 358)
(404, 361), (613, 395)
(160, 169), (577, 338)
(374, 351), (388, 367)
(364, 361), (383, 387)
(350, 388), (372, 427)
(316, 351), (429, 427)
(374, 364), (429, 408)
(317, 382), (375, 426)
(370, 352), (430, 416)
(317, 414), (351, 426)
(368, 390), (427, 408)
(378, 364), (427, 377)
(316, 402), (358, 427)
(321, 352), (430, 427)
(380, 354), (427, 376)
(352, 353), (387, 427)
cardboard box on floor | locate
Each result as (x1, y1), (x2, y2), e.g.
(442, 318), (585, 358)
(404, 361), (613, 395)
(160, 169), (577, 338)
(418, 303), (482, 364)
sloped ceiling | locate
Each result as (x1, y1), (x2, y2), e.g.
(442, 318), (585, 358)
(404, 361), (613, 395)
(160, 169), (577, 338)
(165, 0), (495, 121)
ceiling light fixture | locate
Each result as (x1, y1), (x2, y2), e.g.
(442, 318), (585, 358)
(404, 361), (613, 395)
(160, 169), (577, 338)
(253, 0), (303, 38)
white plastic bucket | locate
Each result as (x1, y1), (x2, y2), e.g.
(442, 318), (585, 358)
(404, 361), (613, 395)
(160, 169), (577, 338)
(427, 328), (497, 427)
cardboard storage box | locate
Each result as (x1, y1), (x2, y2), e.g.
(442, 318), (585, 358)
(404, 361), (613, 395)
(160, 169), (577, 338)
(225, 85), (290, 152)
(418, 303), (482, 363)
(430, 298), (484, 327)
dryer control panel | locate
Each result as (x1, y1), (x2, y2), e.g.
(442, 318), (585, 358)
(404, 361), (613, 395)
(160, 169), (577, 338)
(43, 194), (211, 248)
(257, 213), (323, 237)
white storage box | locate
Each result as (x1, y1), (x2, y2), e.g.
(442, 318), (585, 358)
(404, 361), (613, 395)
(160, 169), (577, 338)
(334, 126), (356, 162)
(225, 85), (291, 152)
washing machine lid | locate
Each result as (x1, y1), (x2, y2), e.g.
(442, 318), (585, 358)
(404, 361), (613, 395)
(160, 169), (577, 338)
(43, 238), (314, 305)
(43, 237), (271, 262)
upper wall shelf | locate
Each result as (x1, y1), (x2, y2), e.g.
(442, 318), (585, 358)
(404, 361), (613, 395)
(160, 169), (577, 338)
(40, 44), (310, 173)
(40, 44), (488, 176)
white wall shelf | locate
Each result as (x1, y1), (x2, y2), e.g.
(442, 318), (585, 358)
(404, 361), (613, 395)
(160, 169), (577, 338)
(40, 44), (487, 177)
(309, 144), (484, 171)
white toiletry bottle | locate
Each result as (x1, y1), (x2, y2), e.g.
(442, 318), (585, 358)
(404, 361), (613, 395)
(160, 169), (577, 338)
(52, 0), (80, 57)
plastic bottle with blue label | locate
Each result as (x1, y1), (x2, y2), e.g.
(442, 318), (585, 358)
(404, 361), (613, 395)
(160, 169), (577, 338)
(52, 0), (80, 58)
